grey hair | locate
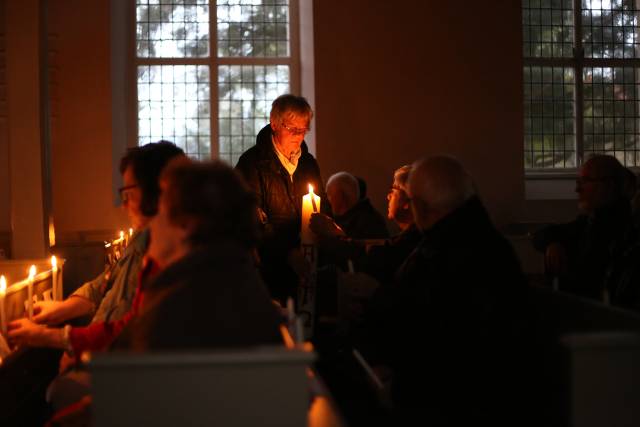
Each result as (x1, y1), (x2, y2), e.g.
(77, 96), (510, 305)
(393, 165), (412, 193)
(327, 171), (360, 204)
(409, 155), (476, 213)
(269, 94), (313, 124)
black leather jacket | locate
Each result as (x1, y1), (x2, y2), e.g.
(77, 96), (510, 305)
(236, 124), (326, 256)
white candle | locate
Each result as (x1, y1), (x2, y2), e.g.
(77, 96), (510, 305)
(0, 276), (6, 336)
(27, 265), (36, 320)
(51, 256), (58, 301)
(301, 184), (321, 245)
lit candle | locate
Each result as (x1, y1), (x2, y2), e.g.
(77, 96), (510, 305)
(0, 276), (6, 336)
(51, 256), (58, 301)
(27, 265), (36, 320)
(301, 184), (321, 245)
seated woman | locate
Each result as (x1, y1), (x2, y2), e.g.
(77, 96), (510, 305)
(46, 158), (284, 423)
(310, 165), (421, 287)
(116, 158), (283, 351)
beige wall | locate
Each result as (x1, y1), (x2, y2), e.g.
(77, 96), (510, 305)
(0, 0), (10, 236)
(48, 0), (127, 239)
(313, 1), (525, 227)
(3, 1), (568, 252)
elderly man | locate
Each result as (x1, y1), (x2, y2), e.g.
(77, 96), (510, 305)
(532, 154), (634, 300)
(324, 172), (388, 239)
(366, 156), (530, 426)
(236, 94), (326, 302)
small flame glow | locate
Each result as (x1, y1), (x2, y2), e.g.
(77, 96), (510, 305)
(28, 265), (36, 280)
(119, 230), (124, 240)
(308, 184), (314, 194)
(51, 255), (57, 270)
(129, 228), (133, 236)
(0, 276), (6, 294)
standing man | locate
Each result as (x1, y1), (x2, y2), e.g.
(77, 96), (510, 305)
(236, 94), (326, 302)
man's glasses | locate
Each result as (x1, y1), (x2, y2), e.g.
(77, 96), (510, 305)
(118, 184), (139, 203)
(281, 122), (310, 136)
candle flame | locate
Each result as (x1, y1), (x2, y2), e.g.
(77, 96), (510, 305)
(129, 228), (133, 236)
(29, 265), (36, 280)
(0, 276), (6, 294)
(119, 230), (124, 240)
(51, 255), (58, 270)
(308, 184), (314, 194)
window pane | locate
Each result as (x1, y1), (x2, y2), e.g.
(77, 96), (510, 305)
(523, 0), (574, 58)
(583, 67), (640, 166)
(524, 66), (577, 169)
(582, 0), (640, 59)
(138, 65), (212, 160)
(217, 0), (290, 57)
(218, 65), (289, 165)
(136, 1), (210, 58)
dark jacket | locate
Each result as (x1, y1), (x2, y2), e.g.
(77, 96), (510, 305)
(335, 198), (389, 240)
(115, 242), (283, 351)
(365, 197), (531, 425)
(532, 197), (633, 300)
(362, 223), (421, 286)
(235, 125), (326, 300)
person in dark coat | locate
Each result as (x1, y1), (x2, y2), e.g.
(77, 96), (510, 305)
(235, 94), (326, 302)
(531, 155), (634, 301)
(118, 158), (282, 350)
(365, 156), (532, 426)
(324, 171), (388, 239)
(310, 165), (420, 285)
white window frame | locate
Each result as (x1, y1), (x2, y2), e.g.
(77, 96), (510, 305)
(111, 0), (314, 202)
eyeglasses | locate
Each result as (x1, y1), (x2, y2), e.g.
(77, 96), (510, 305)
(387, 185), (407, 199)
(118, 184), (139, 203)
(281, 122), (310, 136)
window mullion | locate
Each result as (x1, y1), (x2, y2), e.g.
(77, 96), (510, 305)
(573, 0), (584, 168)
(210, 0), (218, 160)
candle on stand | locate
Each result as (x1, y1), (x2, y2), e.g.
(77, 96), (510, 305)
(301, 184), (321, 245)
(51, 256), (59, 301)
(27, 265), (36, 320)
(0, 276), (6, 336)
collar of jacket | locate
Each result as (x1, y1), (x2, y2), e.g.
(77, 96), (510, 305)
(255, 124), (309, 173)
(417, 196), (494, 257)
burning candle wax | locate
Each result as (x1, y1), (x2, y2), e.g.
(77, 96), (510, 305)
(301, 184), (321, 245)
(0, 276), (6, 336)
(51, 256), (60, 301)
(27, 265), (36, 319)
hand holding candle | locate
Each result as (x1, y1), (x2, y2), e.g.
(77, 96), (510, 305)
(301, 184), (321, 245)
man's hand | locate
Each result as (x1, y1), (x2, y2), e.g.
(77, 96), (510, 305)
(310, 213), (345, 238)
(33, 301), (66, 325)
(58, 352), (77, 374)
(287, 249), (311, 280)
(8, 318), (50, 347)
(545, 242), (569, 276)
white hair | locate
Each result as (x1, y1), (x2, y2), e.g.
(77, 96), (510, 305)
(409, 156), (476, 214)
(327, 172), (360, 205)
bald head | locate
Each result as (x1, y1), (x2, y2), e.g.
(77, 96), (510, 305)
(408, 156), (476, 230)
(326, 172), (360, 216)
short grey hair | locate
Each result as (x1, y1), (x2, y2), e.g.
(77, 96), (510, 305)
(269, 94), (313, 125)
(327, 172), (360, 205)
(409, 155), (476, 213)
